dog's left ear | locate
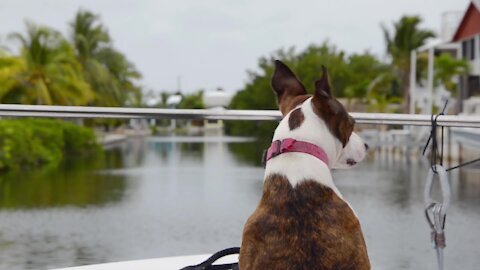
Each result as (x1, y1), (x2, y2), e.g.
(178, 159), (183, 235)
(271, 60), (307, 115)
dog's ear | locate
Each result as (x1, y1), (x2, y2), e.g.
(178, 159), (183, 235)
(271, 60), (307, 114)
(313, 66), (342, 115)
(314, 65), (332, 99)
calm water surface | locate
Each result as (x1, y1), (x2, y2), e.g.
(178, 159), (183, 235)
(0, 135), (479, 270)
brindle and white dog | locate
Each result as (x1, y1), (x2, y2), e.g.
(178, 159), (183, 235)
(239, 60), (370, 270)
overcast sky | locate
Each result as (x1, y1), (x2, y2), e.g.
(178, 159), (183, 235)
(0, 0), (471, 94)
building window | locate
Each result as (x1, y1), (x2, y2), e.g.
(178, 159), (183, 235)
(462, 38), (476, 60)
(469, 38), (475, 60)
(467, 76), (480, 97)
(462, 40), (468, 59)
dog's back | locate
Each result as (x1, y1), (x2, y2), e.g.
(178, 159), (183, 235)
(239, 174), (370, 270)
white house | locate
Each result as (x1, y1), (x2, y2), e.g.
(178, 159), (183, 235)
(202, 89), (233, 129)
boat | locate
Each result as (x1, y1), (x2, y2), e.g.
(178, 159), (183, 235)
(53, 254), (238, 270)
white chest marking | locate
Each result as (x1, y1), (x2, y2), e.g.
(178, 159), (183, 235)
(264, 152), (343, 199)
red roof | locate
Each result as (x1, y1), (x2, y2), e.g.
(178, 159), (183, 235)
(452, 2), (480, 42)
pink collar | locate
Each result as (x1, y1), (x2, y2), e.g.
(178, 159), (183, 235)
(264, 138), (329, 166)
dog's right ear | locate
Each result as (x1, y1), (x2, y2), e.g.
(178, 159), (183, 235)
(271, 60), (307, 115)
(314, 65), (332, 99)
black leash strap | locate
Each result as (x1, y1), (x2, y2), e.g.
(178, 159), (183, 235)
(422, 100), (480, 172)
(180, 247), (240, 270)
(422, 101), (448, 171)
(446, 157), (480, 172)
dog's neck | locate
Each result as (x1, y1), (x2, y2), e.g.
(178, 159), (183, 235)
(264, 152), (343, 199)
(264, 100), (343, 198)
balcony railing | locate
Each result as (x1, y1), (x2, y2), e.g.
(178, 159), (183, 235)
(0, 104), (480, 128)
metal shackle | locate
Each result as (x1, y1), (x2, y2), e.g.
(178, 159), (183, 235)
(424, 165), (450, 221)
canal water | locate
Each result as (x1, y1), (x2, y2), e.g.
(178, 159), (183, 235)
(0, 135), (479, 270)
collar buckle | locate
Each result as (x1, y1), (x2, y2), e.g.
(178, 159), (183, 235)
(271, 140), (282, 158)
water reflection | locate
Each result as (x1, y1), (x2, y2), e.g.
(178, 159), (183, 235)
(0, 153), (127, 209)
(0, 136), (478, 270)
(227, 140), (270, 166)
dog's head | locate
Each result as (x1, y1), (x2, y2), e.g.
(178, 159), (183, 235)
(270, 60), (367, 169)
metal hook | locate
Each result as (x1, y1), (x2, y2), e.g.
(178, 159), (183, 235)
(424, 165), (450, 270)
(424, 165), (450, 217)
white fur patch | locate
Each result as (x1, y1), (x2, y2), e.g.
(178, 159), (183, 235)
(333, 132), (367, 169)
(264, 152), (343, 199)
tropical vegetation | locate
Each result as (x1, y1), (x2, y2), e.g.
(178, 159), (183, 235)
(0, 23), (94, 105)
(227, 15), (470, 138)
(434, 53), (469, 94)
(0, 10), (144, 171)
(0, 10), (142, 107)
(381, 15), (436, 112)
(178, 91), (205, 109)
(70, 11), (142, 107)
(226, 42), (392, 138)
(0, 118), (99, 171)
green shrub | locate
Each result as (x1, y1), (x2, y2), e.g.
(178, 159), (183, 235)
(0, 118), (100, 171)
(61, 121), (100, 155)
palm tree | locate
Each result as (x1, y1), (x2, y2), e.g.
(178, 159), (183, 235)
(70, 10), (142, 107)
(70, 10), (110, 63)
(434, 53), (469, 95)
(366, 72), (402, 112)
(70, 10), (117, 106)
(95, 47), (142, 106)
(0, 56), (23, 102)
(2, 22), (93, 105)
(382, 16), (436, 112)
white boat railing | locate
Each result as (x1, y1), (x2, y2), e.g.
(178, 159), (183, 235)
(0, 104), (480, 128)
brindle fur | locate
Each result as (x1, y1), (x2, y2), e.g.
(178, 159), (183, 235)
(239, 175), (370, 270)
